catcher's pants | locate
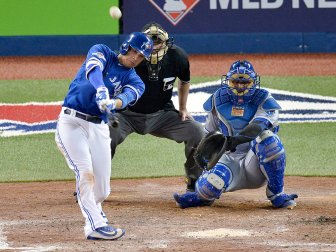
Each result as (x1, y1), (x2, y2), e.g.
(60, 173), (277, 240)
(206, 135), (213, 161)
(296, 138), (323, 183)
(55, 107), (111, 237)
(220, 151), (267, 192)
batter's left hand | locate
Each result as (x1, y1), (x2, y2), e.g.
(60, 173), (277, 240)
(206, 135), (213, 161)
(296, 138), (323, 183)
(179, 109), (193, 121)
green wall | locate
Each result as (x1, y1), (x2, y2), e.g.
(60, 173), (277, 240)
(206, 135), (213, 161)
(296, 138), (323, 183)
(0, 0), (119, 36)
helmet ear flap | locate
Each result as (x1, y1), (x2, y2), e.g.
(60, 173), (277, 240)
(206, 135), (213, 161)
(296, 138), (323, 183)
(119, 42), (129, 55)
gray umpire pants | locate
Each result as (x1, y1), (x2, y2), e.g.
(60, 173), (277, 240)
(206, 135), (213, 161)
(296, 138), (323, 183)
(109, 109), (205, 189)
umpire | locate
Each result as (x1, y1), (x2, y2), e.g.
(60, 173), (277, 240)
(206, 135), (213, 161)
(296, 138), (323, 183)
(109, 22), (204, 191)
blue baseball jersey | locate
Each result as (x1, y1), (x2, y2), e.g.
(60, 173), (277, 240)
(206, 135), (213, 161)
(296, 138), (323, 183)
(63, 44), (145, 122)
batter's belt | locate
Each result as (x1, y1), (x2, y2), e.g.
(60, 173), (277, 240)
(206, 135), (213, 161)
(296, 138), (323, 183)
(63, 108), (102, 124)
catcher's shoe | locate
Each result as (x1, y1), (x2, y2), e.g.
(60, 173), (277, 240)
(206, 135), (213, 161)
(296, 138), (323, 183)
(279, 200), (297, 210)
(173, 192), (214, 209)
(87, 226), (125, 240)
(269, 193), (298, 210)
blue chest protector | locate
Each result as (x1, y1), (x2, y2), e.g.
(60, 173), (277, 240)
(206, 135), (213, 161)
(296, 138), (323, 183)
(203, 87), (269, 136)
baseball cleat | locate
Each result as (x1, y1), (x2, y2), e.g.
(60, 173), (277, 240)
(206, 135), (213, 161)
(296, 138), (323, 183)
(280, 200), (297, 210)
(173, 193), (184, 208)
(173, 192), (214, 209)
(269, 193), (298, 209)
(87, 226), (125, 240)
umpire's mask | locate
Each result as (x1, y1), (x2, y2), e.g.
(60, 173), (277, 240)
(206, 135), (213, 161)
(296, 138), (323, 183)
(142, 22), (173, 81)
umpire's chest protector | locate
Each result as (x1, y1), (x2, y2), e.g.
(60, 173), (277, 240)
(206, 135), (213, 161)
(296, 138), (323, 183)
(203, 88), (269, 134)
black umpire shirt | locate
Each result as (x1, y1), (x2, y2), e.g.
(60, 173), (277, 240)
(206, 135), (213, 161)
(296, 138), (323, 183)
(129, 45), (190, 114)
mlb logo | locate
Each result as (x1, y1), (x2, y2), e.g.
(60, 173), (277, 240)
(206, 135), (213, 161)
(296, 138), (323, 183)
(149, 0), (200, 25)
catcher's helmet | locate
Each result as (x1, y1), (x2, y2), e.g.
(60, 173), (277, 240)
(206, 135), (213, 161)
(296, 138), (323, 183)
(221, 60), (260, 105)
(120, 32), (153, 60)
(142, 22), (173, 65)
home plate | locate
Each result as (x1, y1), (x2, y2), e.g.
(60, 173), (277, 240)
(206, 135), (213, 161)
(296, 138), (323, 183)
(183, 228), (254, 238)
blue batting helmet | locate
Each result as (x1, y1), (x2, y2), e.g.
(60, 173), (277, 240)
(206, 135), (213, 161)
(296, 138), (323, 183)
(120, 32), (153, 59)
(221, 60), (260, 105)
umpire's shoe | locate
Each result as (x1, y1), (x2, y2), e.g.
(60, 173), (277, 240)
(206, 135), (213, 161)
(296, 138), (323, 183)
(87, 226), (125, 240)
(185, 177), (197, 192)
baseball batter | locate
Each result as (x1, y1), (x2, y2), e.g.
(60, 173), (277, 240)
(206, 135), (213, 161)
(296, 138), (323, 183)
(174, 60), (298, 209)
(55, 32), (153, 240)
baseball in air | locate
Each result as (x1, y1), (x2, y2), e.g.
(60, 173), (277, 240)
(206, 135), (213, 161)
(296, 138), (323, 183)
(109, 6), (122, 19)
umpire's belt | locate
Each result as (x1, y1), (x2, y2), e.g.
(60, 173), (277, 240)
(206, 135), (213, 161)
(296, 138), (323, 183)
(63, 108), (102, 124)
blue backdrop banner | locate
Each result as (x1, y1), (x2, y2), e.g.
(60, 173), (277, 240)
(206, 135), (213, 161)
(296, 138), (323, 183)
(123, 0), (336, 33)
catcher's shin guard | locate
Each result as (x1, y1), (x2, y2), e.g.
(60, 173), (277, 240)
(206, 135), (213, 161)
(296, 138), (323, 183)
(195, 163), (232, 201)
(252, 130), (298, 209)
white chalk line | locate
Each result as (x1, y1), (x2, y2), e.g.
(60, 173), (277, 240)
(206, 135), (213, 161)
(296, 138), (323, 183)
(182, 228), (259, 238)
(263, 240), (336, 252)
(182, 227), (336, 251)
(146, 239), (168, 249)
(0, 219), (64, 251)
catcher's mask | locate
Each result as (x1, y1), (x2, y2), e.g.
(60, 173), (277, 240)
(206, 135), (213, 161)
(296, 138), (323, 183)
(142, 22), (173, 81)
(119, 32), (153, 60)
(221, 60), (260, 105)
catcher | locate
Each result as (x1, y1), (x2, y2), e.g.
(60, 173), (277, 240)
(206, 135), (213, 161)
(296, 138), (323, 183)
(174, 60), (298, 209)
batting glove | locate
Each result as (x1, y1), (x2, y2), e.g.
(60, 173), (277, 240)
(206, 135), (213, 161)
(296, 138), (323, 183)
(95, 86), (117, 113)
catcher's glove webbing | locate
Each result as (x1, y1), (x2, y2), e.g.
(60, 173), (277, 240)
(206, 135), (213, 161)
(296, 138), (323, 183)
(193, 131), (228, 171)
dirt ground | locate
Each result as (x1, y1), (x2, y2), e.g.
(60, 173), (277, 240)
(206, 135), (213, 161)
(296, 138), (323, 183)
(1, 177), (336, 252)
(0, 54), (336, 251)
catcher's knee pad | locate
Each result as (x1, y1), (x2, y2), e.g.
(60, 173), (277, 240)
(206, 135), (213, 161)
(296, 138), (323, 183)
(195, 163), (232, 201)
(251, 130), (286, 195)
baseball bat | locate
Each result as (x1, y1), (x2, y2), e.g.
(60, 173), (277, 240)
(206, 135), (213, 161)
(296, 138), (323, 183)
(107, 111), (119, 128)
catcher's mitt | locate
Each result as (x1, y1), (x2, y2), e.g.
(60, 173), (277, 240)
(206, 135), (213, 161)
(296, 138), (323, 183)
(194, 131), (228, 171)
